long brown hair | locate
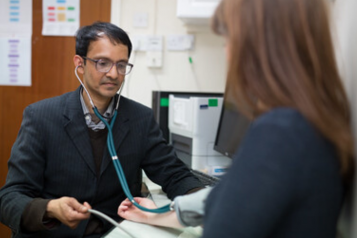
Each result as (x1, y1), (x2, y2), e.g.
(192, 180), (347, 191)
(212, 0), (354, 180)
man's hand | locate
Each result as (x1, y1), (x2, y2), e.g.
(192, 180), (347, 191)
(46, 197), (92, 229)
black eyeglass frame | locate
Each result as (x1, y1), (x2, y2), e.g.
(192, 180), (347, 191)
(82, 56), (134, 75)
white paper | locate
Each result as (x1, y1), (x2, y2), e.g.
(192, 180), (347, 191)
(0, 0), (33, 36)
(173, 100), (188, 126)
(42, 0), (80, 36)
(104, 221), (183, 238)
(0, 36), (32, 86)
(0, 0), (32, 86)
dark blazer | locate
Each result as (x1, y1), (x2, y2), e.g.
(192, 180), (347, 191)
(0, 86), (202, 238)
(203, 108), (344, 238)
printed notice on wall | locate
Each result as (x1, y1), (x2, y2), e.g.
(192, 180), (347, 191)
(0, 0), (32, 86)
(0, 36), (32, 86)
(0, 0), (33, 36)
(42, 0), (80, 36)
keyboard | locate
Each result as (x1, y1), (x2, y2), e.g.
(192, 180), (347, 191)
(190, 169), (220, 186)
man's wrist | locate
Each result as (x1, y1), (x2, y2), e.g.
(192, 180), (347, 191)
(46, 199), (56, 219)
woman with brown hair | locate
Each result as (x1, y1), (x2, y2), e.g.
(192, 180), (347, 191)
(118, 0), (354, 237)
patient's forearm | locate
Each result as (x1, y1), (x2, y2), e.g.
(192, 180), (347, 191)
(144, 211), (184, 228)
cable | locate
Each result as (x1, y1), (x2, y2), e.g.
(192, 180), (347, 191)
(87, 209), (136, 238)
(187, 53), (201, 90)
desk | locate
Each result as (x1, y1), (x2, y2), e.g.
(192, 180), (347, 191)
(103, 221), (202, 238)
(102, 176), (203, 238)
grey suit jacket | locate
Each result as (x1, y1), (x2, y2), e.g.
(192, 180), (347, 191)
(0, 86), (203, 238)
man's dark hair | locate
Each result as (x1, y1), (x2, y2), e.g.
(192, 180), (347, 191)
(75, 21), (132, 58)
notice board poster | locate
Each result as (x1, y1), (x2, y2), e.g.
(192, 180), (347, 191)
(42, 0), (80, 36)
(0, 0), (32, 86)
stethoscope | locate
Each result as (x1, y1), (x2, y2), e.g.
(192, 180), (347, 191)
(75, 65), (171, 213)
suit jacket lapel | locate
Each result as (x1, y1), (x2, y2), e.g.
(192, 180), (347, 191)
(63, 87), (97, 176)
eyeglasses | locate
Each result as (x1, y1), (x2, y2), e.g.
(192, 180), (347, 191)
(82, 56), (134, 75)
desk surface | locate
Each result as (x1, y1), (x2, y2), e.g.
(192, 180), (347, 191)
(104, 221), (202, 238)
(102, 176), (203, 238)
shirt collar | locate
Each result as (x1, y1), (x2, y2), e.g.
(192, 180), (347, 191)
(80, 89), (115, 130)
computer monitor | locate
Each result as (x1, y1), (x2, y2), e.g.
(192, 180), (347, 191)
(214, 88), (251, 158)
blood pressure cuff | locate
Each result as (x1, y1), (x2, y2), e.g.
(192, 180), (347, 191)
(173, 186), (213, 227)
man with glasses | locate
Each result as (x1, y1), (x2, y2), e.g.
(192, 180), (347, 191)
(0, 22), (204, 238)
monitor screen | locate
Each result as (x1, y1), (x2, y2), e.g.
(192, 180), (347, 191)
(214, 87), (251, 158)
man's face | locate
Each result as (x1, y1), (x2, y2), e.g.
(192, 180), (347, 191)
(82, 36), (129, 103)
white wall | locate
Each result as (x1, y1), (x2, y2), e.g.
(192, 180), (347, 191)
(111, 0), (226, 108)
(334, 0), (357, 237)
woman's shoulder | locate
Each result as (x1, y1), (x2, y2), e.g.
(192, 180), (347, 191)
(246, 107), (335, 166)
(243, 107), (335, 161)
(251, 107), (315, 140)
(254, 107), (307, 129)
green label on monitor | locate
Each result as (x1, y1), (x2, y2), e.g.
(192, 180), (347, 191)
(160, 98), (169, 107)
(208, 99), (218, 107)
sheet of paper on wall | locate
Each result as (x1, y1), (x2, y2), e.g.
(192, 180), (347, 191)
(0, 36), (32, 86)
(42, 0), (80, 36)
(0, 0), (33, 86)
(0, 0), (33, 36)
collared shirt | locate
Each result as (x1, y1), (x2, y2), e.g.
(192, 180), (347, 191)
(80, 90), (115, 131)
